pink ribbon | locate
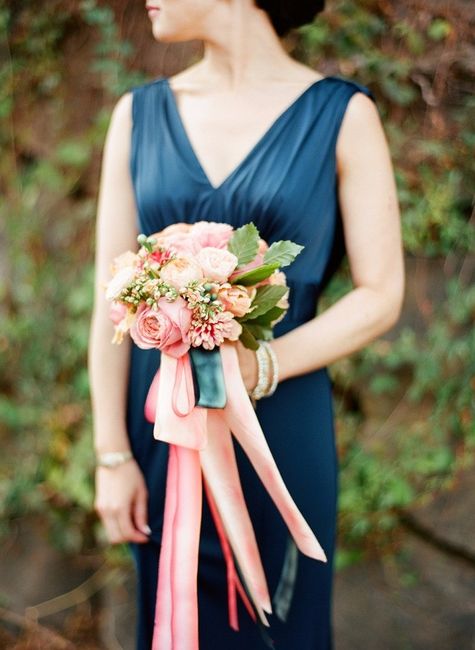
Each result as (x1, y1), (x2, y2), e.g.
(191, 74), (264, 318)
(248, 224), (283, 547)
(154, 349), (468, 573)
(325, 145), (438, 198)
(144, 343), (327, 650)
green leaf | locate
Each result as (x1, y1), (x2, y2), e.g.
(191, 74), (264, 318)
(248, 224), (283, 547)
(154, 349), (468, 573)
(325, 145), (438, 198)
(427, 18), (452, 41)
(230, 263), (280, 286)
(227, 223), (260, 266)
(243, 322), (273, 341)
(241, 285), (287, 320)
(55, 140), (91, 167)
(248, 306), (285, 326)
(239, 324), (259, 350)
(263, 240), (304, 268)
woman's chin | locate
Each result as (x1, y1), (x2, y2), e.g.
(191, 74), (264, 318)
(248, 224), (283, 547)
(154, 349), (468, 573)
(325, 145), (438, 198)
(151, 24), (190, 43)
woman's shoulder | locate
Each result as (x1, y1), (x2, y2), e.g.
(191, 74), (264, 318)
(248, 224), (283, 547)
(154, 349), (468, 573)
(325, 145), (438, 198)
(128, 76), (168, 96)
(325, 75), (376, 104)
(105, 77), (168, 141)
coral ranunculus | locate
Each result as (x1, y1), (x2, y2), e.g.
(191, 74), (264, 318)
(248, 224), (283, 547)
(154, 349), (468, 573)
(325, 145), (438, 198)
(217, 283), (253, 318)
(130, 298), (192, 357)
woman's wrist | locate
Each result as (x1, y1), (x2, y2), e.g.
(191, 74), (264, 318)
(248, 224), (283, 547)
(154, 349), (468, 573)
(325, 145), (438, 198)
(94, 429), (132, 456)
(267, 337), (290, 383)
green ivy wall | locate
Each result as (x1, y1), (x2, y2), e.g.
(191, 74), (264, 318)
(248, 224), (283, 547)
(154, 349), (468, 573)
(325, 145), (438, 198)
(0, 1), (473, 569)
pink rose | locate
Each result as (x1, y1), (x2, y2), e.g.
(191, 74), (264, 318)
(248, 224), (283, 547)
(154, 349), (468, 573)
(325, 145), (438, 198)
(130, 298), (191, 357)
(217, 283), (253, 318)
(196, 247), (238, 283)
(159, 256), (204, 290)
(190, 221), (233, 250)
(163, 232), (200, 256)
(153, 223), (192, 238)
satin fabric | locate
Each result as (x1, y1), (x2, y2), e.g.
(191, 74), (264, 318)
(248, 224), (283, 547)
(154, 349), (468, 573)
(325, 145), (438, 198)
(126, 74), (376, 649)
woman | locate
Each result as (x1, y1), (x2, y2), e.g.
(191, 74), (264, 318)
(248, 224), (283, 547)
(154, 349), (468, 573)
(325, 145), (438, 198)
(88, 0), (404, 648)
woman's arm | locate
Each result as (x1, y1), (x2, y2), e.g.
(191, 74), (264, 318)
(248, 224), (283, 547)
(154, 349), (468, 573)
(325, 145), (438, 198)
(88, 91), (150, 543)
(88, 92), (138, 454)
(238, 91), (405, 387)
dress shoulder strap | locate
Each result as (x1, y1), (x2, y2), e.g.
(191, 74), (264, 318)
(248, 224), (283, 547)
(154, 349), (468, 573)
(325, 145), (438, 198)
(128, 77), (168, 182)
(319, 76), (379, 150)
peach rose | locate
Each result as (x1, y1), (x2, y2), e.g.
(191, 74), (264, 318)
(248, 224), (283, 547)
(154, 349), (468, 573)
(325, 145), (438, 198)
(111, 250), (138, 274)
(217, 283), (253, 318)
(258, 238), (269, 254)
(130, 297), (191, 357)
(196, 247), (238, 283)
(268, 270), (289, 310)
(159, 256), (204, 290)
(190, 221), (233, 250)
(149, 224), (195, 256)
(149, 223), (192, 246)
(269, 270), (286, 286)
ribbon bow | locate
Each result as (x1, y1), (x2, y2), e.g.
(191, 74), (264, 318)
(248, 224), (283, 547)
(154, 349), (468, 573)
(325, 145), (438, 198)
(143, 342), (327, 649)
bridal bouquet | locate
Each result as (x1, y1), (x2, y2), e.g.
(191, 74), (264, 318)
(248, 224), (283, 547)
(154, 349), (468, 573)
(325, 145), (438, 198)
(104, 221), (326, 650)
(107, 220), (300, 353)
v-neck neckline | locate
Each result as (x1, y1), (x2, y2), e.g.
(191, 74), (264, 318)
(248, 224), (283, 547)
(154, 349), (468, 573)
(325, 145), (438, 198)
(163, 75), (334, 192)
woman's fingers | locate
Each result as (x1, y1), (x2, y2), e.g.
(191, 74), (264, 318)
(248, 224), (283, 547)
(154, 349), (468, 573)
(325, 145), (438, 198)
(103, 514), (124, 544)
(94, 462), (151, 544)
(97, 502), (149, 544)
(117, 505), (150, 543)
(132, 486), (151, 537)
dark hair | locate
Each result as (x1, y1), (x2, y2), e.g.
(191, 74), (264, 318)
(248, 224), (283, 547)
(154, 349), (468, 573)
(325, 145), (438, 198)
(255, 0), (326, 37)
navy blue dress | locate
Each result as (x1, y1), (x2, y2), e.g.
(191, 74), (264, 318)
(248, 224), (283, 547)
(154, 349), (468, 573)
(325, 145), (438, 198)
(126, 74), (376, 649)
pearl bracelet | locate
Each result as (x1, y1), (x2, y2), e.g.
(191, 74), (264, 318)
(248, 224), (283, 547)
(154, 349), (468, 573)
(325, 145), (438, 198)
(250, 340), (279, 402)
(250, 342), (270, 401)
(263, 341), (279, 397)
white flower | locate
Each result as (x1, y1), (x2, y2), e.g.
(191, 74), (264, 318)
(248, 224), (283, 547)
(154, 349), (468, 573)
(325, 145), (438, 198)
(105, 266), (137, 300)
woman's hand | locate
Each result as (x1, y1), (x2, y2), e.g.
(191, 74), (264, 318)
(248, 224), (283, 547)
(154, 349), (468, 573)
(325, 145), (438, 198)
(94, 458), (151, 544)
(235, 340), (258, 393)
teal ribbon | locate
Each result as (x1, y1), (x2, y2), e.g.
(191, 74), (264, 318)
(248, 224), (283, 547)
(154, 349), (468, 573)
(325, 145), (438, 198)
(189, 347), (227, 409)
(272, 536), (299, 622)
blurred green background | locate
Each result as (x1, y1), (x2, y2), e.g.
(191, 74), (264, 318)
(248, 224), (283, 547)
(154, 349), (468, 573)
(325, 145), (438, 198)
(0, 0), (474, 647)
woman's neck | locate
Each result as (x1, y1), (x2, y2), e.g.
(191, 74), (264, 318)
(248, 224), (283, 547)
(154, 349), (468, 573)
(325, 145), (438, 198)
(184, 3), (314, 90)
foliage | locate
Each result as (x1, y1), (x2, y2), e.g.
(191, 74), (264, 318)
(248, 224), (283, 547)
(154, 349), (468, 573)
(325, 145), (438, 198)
(300, 0), (475, 560)
(0, 0), (473, 570)
(0, 0), (142, 552)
